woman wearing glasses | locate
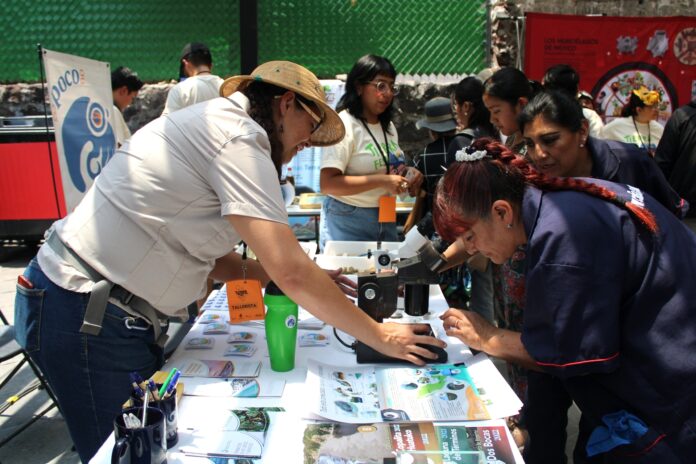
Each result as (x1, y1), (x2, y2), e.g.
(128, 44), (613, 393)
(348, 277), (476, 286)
(14, 61), (443, 462)
(320, 54), (422, 250)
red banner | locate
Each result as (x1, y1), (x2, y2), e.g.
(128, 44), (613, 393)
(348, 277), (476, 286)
(524, 13), (696, 124)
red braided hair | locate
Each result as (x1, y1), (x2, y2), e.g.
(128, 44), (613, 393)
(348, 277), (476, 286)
(433, 137), (658, 243)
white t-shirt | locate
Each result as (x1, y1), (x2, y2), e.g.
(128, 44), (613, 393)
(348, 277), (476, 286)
(600, 116), (664, 152)
(38, 92), (287, 316)
(161, 74), (224, 115)
(583, 107), (604, 138)
(112, 105), (131, 148)
(321, 110), (404, 208)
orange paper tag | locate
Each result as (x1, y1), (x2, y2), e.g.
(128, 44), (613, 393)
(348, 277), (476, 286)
(226, 279), (265, 322)
(378, 195), (397, 223)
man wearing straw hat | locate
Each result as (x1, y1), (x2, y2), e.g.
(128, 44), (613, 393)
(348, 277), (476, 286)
(15, 61), (445, 461)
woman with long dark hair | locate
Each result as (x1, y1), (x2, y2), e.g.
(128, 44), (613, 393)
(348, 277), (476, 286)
(482, 67), (533, 154)
(450, 76), (497, 146)
(319, 54), (422, 250)
(435, 137), (696, 462)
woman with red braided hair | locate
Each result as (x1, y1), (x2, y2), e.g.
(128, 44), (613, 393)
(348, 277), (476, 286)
(435, 138), (696, 463)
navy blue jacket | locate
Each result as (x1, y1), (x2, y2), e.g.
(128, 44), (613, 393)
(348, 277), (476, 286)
(520, 180), (696, 461)
(588, 137), (687, 217)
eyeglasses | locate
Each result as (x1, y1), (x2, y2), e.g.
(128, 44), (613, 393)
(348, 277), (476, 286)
(366, 80), (398, 96)
(296, 99), (323, 134)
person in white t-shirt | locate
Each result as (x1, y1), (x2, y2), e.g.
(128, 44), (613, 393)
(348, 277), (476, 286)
(15, 61), (444, 462)
(319, 55), (422, 250)
(161, 42), (225, 115)
(111, 66), (143, 148)
(601, 86), (664, 156)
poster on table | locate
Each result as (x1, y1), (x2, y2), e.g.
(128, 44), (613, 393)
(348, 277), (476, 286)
(524, 13), (696, 124)
(42, 48), (116, 211)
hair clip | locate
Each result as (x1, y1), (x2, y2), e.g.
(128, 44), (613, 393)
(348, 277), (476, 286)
(455, 147), (487, 162)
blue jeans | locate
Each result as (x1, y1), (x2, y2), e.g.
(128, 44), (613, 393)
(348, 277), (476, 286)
(319, 196), (398, 251)
(14, 258), (165, 462)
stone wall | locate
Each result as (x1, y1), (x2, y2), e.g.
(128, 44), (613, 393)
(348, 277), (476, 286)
(0, 81), (458, 160)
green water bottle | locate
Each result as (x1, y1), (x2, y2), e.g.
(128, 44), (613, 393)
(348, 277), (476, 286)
(264, 281), (298, 372)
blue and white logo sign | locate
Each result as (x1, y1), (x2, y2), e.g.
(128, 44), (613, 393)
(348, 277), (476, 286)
(61, 97), (115, 192)
(43, 49), (115, 210)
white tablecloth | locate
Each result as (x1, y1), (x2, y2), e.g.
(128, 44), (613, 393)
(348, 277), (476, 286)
(92, 285), (524, 463)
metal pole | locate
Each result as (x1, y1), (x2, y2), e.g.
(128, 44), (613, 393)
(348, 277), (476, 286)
(36, 43), (63, 218)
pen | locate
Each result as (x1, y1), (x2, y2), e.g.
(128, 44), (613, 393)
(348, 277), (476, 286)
(131, 382), (145, 398)
(130, 372), (144, 385)
(126, 413), (142, 429)
(146, 379), (160, 401)
(164, 371), (181, 398)
(158, 368), (178, 398)
(142, 389), (148, 427)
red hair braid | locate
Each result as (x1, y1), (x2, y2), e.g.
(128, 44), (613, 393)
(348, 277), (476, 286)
(433, 137), (658, 242)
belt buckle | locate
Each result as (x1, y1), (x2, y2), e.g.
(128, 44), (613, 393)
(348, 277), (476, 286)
(118, 288), (134, 306)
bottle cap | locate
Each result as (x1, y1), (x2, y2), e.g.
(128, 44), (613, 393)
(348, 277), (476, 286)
(265, 280), (285, 296)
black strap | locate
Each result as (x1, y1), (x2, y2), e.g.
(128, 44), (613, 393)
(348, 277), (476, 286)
(361, 120), (390, 174)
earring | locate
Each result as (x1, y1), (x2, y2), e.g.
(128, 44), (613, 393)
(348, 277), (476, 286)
(463, 112), (468, 116)
(506, 223), (513, 229)
(579, 139), (586, 148)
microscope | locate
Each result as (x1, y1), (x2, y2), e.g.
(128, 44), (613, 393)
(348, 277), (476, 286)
(355, 224), (449, 364)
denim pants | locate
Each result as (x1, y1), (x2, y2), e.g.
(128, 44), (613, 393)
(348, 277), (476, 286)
(319, 196), (398, 251)
(14, 258), (165, 462)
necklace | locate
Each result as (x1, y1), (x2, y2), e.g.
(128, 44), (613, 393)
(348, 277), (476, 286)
(631, 116), (653, 155)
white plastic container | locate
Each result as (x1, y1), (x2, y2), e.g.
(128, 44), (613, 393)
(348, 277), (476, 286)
(314, 255), (373, 274)
(323, 241), (401, 257)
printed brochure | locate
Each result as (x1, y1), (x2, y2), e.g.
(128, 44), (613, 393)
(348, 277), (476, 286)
(302, 419), (516, 464)
(305, 360), (491, 423)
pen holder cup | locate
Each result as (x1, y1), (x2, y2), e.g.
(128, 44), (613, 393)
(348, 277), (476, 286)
(113, 406), (167, 464)
(130, 384), (178, 448)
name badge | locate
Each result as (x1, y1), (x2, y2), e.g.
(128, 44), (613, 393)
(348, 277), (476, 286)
(226, 279), (265, 322)
(378, 195), (397, 223)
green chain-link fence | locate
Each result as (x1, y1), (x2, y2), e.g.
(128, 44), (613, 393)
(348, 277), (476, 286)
(1, 0), (486, 83)
(1, 0), (241, 83)
(258, 0), (488, 77)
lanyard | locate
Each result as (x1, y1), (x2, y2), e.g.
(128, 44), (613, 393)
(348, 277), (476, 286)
(241, 241), (248, 281)
(361, 120), (391, 174)
(632, 117), (652, 154)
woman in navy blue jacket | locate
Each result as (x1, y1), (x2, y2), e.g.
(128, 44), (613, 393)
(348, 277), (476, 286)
(487, 90), (687, 463)
(436, 137), (696, 463)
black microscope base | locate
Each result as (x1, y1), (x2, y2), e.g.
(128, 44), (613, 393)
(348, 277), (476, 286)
(355, 339), (448, 364)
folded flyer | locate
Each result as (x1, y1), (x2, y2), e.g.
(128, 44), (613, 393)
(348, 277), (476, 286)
(302, 419), (516, 464)
(179, 407), (282, 459)
(305, 360), (492, 423)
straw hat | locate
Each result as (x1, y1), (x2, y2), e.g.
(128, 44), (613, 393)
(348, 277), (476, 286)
(220, 61), (345, 146)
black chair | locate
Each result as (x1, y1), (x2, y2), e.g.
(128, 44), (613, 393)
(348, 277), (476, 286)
(0, 308), (60, 448)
